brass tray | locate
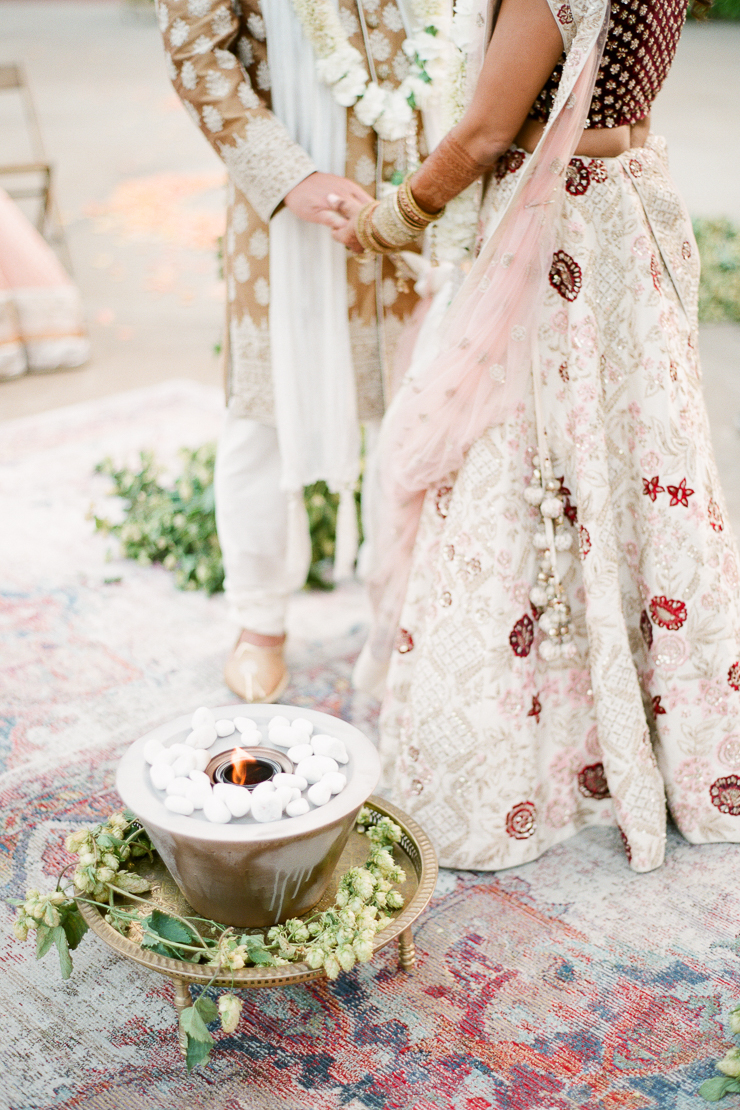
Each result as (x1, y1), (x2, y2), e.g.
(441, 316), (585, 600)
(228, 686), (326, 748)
(78, 797), (437, 1051)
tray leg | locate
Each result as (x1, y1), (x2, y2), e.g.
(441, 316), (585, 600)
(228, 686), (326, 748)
(171, 975), (192, 1057)
(397, 926), (416, 970)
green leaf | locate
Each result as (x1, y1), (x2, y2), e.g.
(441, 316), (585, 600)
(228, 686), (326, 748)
(61, 906), (89, 951)
(194, 994), (218, 1024)
(145, 909), (198, 947)
(180, 1004), (213, 1043)
(35, 923), (56, 959)
(185, 1032), (213, 1072)
(699, 1076), (736, 1101)
(54, 927), (73, 980)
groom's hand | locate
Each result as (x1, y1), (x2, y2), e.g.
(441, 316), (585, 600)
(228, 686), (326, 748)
(284, 173), (371, 246)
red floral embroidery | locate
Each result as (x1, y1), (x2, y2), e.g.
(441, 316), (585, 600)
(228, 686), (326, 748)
(589, 160), (608, 184)
(619, 827), (632, 863)
(681, 241), (692, 260)
(708, 499), (724, 532)
(395, 628), (414, 654)
(669, 360), (678, 382)
(650, 255), (662, 292)
(557, 2), (573, 23)
(527, 695), (542, 723)
(494, 149), (525, 181)
(666, 478), (694, 508)
(578, 525), (591, 557)
(642, 475), (665, 502)
(649, 595), (687, 631)
(435, 486), (452, 519)
(710, 775), (740, 816)
(506, 801), (537, 839)
(629, 157), (643, 178)
(652, 694), (666, 716)
(558, 476), (577, 524)
(565, 158), (590, 196)
(728, 663), (740, 691)
(640, 609), (653, 648)
(558, 361), (570, 382)
(509, 614), (534, 658)
(578, 762), (610, 800)
(549, 251), (582, 303)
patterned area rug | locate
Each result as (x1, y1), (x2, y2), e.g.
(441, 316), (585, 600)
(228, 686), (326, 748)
(2, 382), (740, 1110)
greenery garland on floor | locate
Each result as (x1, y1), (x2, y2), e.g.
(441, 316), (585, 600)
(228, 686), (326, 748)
(10, 807), (406, 1071)
(93, 447), (362, 593)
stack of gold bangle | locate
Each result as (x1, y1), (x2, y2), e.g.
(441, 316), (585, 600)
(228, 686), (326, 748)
(355, 177), (446, 256)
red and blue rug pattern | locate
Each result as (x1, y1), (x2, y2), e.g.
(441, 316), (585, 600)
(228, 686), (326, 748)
(2, 384), (740, 1110)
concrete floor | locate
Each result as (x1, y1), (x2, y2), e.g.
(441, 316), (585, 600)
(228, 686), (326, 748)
(1, 3), (739, 525)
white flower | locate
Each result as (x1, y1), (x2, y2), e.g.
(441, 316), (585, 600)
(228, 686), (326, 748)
(368, 29), (391, 61)
(157, 0), (169, 32)
(353, 154), (376, 186)
(232, 203), (248, 233)
(399, 75), (429, 109)
(237, 82), (260, 110)
(205, 70), (230, 98)
(375, 90), (413, 141)
(332, 66), (368, 107)
(214, 47), (237, 69)
(248, 230), (269, 259)
(246, 12), (265, 40)
(254, 277), (269, 305)
(382, 4), (403, 32)
(187, 0), (211, 17)
(192, 34), (213, 53)
(169, 17), (189, 48)
(181, 60), (197, 89)
(256, 60), (271, 90)
(354, 81), (386, 126)
(238, 37), (254, 68)
(202, 104), (224, 132)
(316, 44), (363, 85)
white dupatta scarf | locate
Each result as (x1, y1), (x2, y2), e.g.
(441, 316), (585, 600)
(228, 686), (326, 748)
(262, 0), (361, 578)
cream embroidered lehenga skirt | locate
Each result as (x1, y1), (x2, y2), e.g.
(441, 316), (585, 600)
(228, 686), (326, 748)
(380, 136), (740, 872)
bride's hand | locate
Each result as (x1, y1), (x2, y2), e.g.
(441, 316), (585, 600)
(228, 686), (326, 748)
(326, 192), (368, 254)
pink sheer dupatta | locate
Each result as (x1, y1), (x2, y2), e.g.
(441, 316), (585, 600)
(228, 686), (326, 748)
(355, 0), (610, 696)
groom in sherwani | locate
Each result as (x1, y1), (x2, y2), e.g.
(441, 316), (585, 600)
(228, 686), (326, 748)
(158, 0), (421, 700)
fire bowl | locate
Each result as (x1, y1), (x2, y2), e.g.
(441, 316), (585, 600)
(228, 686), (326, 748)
(116, 705), (381, 927)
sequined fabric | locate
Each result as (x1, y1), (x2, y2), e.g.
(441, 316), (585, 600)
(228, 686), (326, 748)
(530, 0), (689, 128)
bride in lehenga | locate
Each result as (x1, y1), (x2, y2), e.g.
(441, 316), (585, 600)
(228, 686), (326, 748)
(330, 0), (740, 873)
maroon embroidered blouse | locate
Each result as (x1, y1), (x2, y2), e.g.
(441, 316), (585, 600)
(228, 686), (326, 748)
(529, 0), (689, 129)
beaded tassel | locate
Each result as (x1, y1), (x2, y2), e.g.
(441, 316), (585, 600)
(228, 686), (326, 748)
(525, 453), (577, 663)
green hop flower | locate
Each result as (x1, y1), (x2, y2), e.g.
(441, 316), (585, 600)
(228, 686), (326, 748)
(718, 1048), (740, 1077)
(323, 955), (341, 980)
(337, 945), (356, 972)
(218, 993), (243, 1034)
(13, 917), (30, 941)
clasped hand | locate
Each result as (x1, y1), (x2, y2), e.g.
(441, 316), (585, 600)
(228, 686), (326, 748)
(284, 172), (369, 252)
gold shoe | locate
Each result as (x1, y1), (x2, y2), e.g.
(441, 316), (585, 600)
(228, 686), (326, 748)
(223, 640), (289, 703)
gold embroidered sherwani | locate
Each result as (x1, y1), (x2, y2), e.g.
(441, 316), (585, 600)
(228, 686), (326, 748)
(158, 0), (421, 422)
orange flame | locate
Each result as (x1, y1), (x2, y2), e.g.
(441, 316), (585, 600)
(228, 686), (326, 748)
(230, 747), (254, 787)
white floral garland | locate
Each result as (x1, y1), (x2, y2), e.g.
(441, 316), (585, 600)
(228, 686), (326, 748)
(290, 0), (449, 141)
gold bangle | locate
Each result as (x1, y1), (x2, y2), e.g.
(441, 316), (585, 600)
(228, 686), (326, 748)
(355, 199), (405, 254)
(355, 202), (382, 253)
(398, 176), (445, 223)
(393, 190), (428, 233)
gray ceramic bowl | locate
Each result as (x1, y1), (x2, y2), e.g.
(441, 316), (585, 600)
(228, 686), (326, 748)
(116, 704), (381, 927)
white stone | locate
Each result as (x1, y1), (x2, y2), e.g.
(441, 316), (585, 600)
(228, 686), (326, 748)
(166, 776), (193, 797)
(273, 786), (293, 812)
(150, 763), (175, 790)
(268, 724), (294, 748)
(296, 755), (339, 784)
(307, 781), (332, 807)
(234, 716), (259, 733)
(311, 735), (348, 764)
(192, 706), (215, 729)
(215, 718), (236, 737)
(287, 743), (313, 764)
(151, 747), (178, 768)
(322, 772), (347, 795)
(203, 795), (232, 824)
(192, 749), (211, 772)
(272, 773), (308, 791)
(189, 769), (211, 786)
(291, 718), (313, 737)
(171, 752), (197, 778)
(143, 739), (165, 765)
(251, 793), (283, 822)
(268, 715), (289, 730)
(286, 797), (310, 817)
(187, 780), (211, 809)
(165, 795), (194, 816)
(251, 779), (275, 800)
(289, 788), (301, 801)
(186, 723), (218, 749)
(213, 782), (252, 818)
